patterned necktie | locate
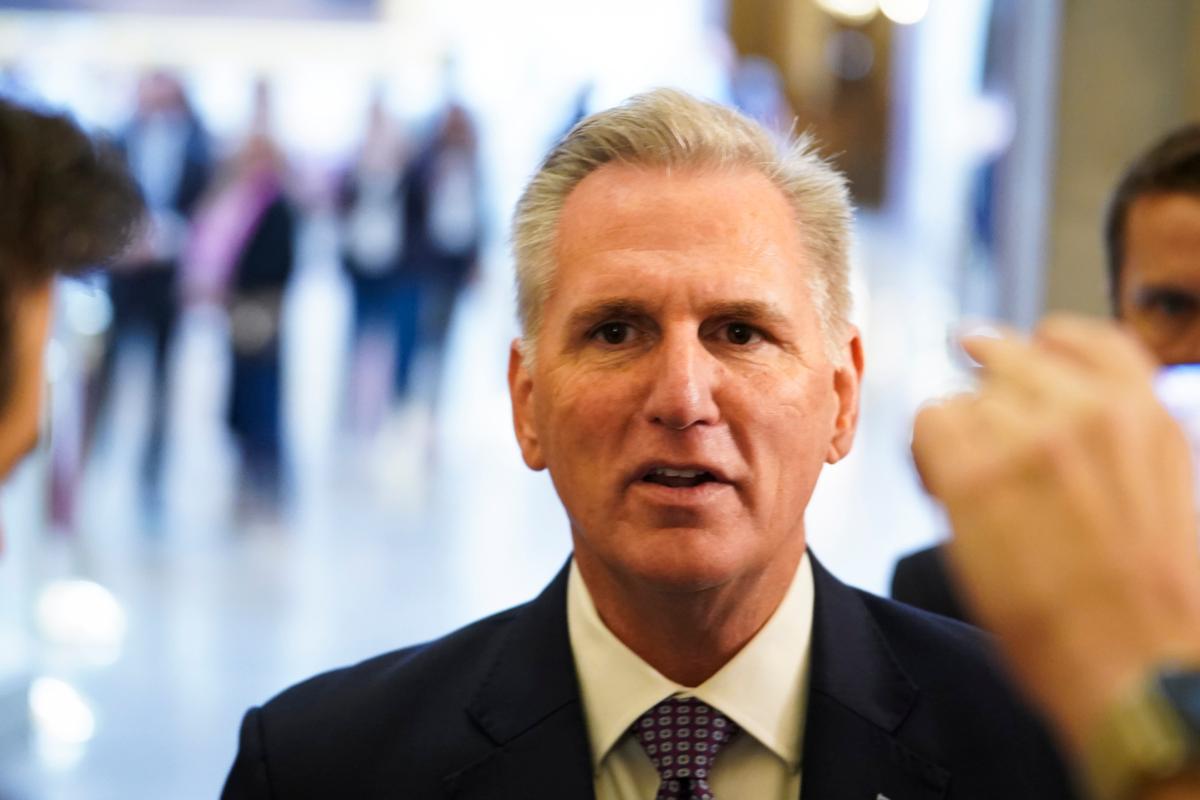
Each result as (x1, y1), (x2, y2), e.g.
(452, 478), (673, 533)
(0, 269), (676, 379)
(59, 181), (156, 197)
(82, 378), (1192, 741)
(631, 696), (741, 800)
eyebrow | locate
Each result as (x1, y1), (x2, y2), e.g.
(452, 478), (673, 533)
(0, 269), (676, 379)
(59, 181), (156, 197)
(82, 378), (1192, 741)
(1134, 279), (1200, 292)
(702, 300), (793, 329)
(565, 299), (654, 331)
(564, 297), (794, 330)
(1132, 282), (1200, 301)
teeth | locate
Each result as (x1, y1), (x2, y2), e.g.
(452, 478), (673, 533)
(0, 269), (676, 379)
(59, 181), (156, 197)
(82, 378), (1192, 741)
(651, 467), (705, 478)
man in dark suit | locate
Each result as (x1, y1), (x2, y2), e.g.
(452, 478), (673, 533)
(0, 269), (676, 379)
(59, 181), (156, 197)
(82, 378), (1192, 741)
(223, 89), (1077, 799)
(892, 124), (1200, 625)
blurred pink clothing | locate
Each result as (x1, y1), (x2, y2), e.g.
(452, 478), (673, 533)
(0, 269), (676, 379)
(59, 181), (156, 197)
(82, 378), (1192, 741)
(184, 172), (280, 302)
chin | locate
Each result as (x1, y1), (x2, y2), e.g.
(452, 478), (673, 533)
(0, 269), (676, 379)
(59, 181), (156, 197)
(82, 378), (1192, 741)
(617, 527), (755, 593)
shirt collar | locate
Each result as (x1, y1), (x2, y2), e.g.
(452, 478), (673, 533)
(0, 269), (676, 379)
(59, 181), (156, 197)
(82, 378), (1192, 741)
(567, 554), (815, 772)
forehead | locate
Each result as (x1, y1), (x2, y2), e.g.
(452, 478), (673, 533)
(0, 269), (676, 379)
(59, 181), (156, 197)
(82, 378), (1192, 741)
(1124, 192), (1200, 283)
(558, 162), (798, 254)
(553, 162), (805, 294)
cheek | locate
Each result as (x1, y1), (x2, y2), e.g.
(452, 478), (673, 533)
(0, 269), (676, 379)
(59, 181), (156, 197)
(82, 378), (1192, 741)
(0, 330), (48, 475)
(536, 372), (628, 459)
(8, 394), (40, 458)
(1154, 321), (1200, 365)
(1124, 311), (1199, 364)
(1178, 324), (1200, 363)
(739, 379), (837, 466)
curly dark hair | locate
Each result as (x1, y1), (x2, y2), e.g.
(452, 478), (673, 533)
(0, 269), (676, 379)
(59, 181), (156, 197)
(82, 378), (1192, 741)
(0, 97), (144, 408)
(1105, 124), (1200, 313)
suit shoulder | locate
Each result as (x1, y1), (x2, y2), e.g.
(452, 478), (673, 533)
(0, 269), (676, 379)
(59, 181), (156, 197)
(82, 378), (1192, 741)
(890, 545), (949, 605)
(262, 604), (521, 721)
(890, 543), (972, 624)
(893, 544), (944, 577)
(231, 604), (528, 796)
(858, 589), (995, 677)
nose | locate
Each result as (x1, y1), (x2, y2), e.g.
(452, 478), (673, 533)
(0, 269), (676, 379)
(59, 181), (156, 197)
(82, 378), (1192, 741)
(642, 331), (721, 430)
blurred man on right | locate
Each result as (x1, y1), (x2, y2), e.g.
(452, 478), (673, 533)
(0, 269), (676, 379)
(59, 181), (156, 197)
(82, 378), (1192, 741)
(905, 125), (1200, 800)
(892, 124), (1200, 622)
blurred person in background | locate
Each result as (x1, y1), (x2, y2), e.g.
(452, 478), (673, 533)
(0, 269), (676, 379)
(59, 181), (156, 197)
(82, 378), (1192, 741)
(0, 97), (142, 548)
(1107, 124), (1200, 365)
(913, 317), (1200, 800)
(86, 70), (212, 511)
(222, 89), (1077, 799)
(337, 91), (411, 437)
(186, 83), (296, 520)
(396, 99), (483, 414)
(892, 123), (1200, 624)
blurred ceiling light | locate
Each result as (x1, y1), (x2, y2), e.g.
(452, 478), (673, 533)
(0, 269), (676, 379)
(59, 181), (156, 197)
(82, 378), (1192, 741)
(29, 677), (96, 745)
(814, 0), (880, 25)
(880, 0), (930, 25)
(35, 579), (127, 656)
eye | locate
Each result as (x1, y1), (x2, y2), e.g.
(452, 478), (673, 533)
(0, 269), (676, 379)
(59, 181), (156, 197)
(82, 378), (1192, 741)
(592, 321), (634, 346)
(1141, 289), (1200, 321)
(723, 322), (762, 346)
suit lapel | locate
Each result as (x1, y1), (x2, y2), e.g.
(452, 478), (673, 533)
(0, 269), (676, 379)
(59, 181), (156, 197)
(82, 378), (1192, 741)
(445, 562), (595, 800)
(800, 555), (949, 800)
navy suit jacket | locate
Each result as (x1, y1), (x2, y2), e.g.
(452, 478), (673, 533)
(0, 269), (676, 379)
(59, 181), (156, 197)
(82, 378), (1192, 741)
(891, 544), (974, 626)
(222, 555), (1078, 798)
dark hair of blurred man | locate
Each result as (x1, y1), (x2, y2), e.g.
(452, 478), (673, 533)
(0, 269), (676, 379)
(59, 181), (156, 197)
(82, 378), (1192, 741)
(0, 98), (143, 526)
(1106, 124), (1200, 365)
(892, 123), (1200, 622)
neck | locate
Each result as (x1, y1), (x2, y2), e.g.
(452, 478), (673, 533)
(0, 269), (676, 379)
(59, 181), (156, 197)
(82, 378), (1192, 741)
(575, 548), (804, 687)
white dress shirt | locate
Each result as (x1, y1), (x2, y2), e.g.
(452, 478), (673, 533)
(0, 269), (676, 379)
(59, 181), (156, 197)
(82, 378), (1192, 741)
(567, 555), (815, 799)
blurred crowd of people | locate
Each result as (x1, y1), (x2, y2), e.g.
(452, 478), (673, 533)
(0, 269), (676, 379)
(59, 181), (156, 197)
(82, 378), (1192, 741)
(49, 69), (485, 529)
(338, 92), (483, 437)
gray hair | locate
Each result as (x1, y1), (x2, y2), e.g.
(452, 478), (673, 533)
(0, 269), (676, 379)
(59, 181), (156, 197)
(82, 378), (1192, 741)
(512, 88), (854, 361)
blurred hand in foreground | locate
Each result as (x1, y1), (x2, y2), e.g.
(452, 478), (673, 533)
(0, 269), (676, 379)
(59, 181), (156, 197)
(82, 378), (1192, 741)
(911, 314), (1200, 758)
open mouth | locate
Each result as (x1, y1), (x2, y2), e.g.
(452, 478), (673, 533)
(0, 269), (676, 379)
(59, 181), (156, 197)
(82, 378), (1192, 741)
(641, 467), (718, 489)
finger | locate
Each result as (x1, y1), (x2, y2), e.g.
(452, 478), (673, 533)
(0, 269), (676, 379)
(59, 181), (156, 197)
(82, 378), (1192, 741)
(912, 396), (978, 499)
(961, 334), (1084, 405)
(949, 321), (1021, 369)
(969, 390), (1034, 448)
(915, 387), (1041, 499)
(1033, 313), (1157, 384)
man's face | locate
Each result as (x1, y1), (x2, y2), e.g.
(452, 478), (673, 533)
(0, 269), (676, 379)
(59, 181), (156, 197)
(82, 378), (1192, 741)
(1119, 192), (1200, 364)
(509, 163), (862, 596)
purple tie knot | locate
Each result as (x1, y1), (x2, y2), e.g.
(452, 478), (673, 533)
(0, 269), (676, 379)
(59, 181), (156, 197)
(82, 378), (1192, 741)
(631, 696), (740, 800)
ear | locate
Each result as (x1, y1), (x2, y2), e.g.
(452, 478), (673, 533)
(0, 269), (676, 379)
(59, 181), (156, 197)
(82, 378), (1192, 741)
(508, 338), (546, 471)
(826, 326), (864, 464)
